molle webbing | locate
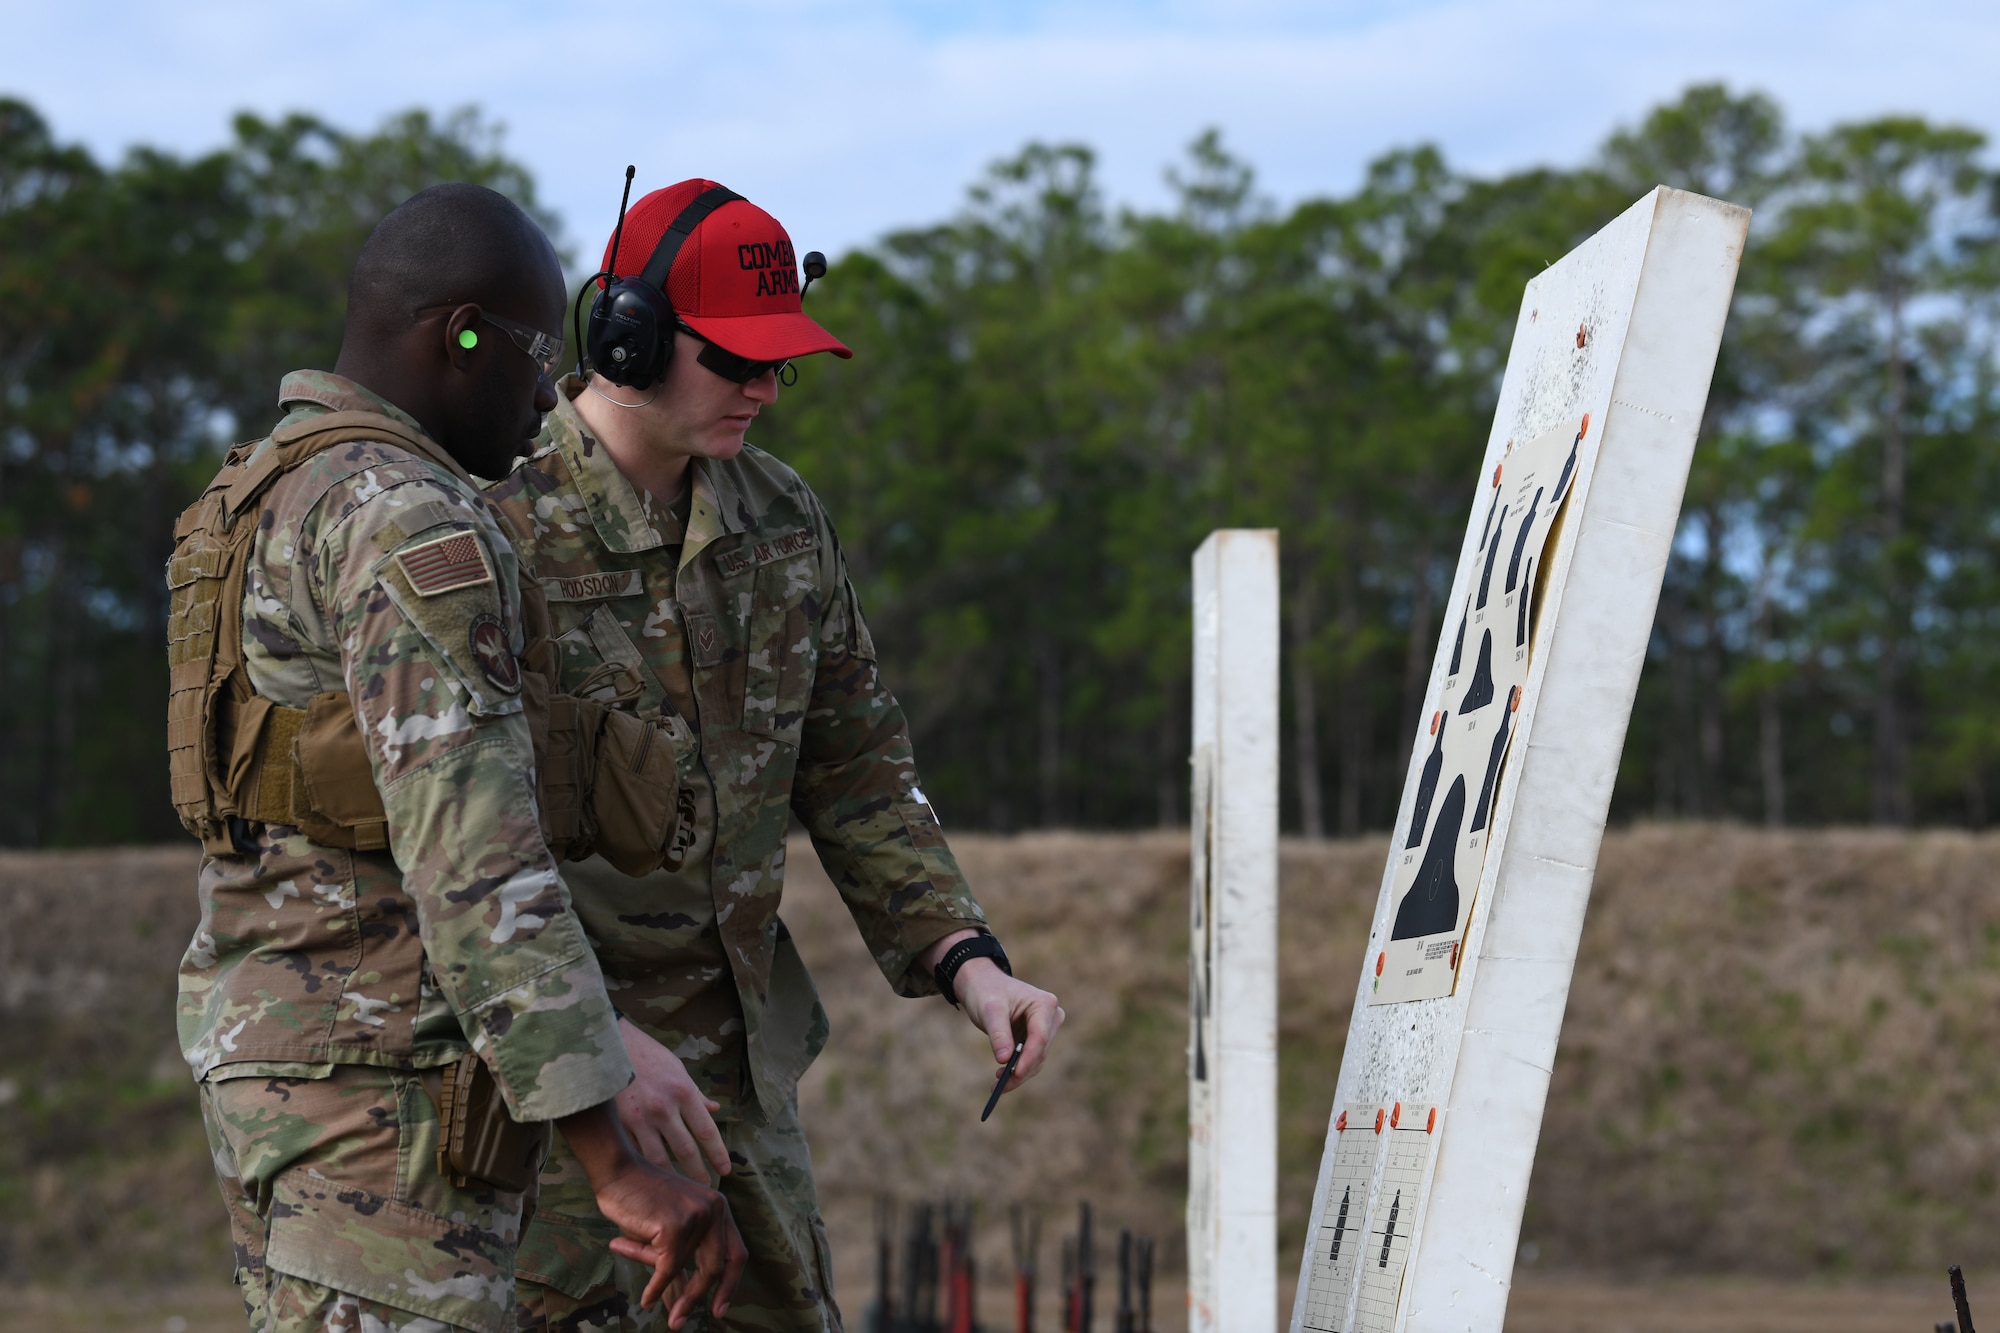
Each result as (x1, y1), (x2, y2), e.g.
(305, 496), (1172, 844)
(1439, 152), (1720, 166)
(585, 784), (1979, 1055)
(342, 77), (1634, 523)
(166, 412), (434, 855)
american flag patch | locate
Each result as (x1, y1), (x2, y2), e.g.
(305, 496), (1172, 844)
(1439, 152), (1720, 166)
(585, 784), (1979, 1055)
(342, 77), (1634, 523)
(394, 531), (492, 597)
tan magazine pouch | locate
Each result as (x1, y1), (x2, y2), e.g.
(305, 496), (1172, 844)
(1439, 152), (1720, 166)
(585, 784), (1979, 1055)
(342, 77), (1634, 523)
(229, 672), (683, 871)
(529, 663), (681, 877)
(587, 703), (681, 876)
(293, 692), (391, 850)
(434, 1052), (549, 1194)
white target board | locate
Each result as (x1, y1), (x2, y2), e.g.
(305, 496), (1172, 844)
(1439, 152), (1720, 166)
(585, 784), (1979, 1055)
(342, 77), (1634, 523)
(1290, 187), (1750, 1333)
(1189, 529), (1280, 1333)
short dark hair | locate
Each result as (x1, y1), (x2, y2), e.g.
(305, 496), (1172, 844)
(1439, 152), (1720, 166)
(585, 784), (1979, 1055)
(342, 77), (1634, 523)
(345, 183), (555, 333)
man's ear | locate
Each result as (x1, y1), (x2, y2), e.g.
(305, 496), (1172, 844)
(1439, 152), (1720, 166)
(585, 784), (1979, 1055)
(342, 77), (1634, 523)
(445, 304), (482, 370)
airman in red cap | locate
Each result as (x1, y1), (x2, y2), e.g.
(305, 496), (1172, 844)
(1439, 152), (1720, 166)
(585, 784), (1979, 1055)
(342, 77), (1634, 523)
(487, 179), (1066, 1332)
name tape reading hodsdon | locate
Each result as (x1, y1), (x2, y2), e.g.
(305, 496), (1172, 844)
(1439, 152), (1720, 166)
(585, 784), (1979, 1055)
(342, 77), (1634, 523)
(544, 570), (644, 603)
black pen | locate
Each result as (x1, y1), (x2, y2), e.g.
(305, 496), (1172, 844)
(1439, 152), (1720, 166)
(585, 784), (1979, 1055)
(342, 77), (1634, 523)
(982, 1041), (1026, 1122)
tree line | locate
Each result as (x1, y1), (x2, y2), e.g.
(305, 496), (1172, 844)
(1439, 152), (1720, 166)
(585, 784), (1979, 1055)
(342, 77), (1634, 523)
(2, 85), (1995, 845)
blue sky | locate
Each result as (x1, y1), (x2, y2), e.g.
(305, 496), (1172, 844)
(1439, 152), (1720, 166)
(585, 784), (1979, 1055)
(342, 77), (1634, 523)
(3, 0), (1998, 260)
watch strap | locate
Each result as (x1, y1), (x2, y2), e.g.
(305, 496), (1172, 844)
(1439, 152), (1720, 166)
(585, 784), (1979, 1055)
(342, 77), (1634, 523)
(933, 934), (1011, 1008)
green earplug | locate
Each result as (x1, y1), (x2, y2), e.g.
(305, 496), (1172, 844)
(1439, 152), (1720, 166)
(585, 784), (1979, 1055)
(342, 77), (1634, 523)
(458, 329), (478, 349)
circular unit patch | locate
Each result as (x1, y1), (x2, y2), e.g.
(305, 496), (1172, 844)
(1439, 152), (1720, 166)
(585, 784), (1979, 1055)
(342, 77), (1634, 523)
(467, 613), (522, 694)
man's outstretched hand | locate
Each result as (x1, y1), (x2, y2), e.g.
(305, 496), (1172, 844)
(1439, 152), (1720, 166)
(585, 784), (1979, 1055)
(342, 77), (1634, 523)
(556, 1101), (746, 1326)
(919, 930), (1064, 1093)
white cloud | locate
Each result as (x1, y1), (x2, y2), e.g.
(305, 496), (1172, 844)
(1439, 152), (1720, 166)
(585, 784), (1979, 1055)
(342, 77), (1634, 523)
(3, 0), (1997, 258)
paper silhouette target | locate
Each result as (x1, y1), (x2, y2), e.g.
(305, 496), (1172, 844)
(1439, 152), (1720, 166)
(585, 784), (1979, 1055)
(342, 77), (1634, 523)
(1370, 421), (1580, 1005)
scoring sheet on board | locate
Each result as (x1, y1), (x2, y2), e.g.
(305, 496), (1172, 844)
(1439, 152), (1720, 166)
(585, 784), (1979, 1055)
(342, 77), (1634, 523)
(1351, 1104), (1444, 1333)
(1299, 1106), (1387, 1333)
(1368, 420), (1585, 1006)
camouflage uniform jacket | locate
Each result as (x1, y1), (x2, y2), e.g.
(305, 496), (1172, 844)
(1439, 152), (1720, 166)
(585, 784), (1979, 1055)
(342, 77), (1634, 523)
(484, 380), (986, 1116)
(176, 370), (633, 1122)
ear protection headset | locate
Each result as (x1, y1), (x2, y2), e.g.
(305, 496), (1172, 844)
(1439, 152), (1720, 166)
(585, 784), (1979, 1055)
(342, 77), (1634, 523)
(575, 167), (746, 389)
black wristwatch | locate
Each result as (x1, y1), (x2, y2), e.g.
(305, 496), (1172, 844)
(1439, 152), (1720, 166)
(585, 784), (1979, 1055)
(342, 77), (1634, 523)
(933, 934), (1012, 1008)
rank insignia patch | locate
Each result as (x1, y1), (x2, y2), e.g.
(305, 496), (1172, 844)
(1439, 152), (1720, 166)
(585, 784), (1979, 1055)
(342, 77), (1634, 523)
(395, 531), (492, 596)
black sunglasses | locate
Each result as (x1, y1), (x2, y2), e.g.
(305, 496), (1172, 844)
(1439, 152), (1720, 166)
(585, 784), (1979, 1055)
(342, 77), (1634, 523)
(679, 321), (798, 387)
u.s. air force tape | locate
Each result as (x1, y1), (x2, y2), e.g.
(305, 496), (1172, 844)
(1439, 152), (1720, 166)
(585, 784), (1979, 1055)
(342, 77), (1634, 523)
(395, 531), (493, 596)
(715, 527), (817, 578)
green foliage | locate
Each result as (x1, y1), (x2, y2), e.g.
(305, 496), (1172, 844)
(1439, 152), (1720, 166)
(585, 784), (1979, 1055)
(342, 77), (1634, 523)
(768, 83), (2000, 832)
(0, 100), (550, 844)
(5, 83), (2000, 843)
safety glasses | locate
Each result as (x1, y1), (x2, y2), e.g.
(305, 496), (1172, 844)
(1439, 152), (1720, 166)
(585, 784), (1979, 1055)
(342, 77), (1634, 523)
(479, 310), (566, 377)
(680, 320), (797, 386)
(413, 304), (566, 377)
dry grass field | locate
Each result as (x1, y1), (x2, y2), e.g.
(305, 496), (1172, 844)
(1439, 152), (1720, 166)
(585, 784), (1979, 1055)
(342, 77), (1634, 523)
(4, 826), (1998, 1330)
(0, 1276), (1962, 1333)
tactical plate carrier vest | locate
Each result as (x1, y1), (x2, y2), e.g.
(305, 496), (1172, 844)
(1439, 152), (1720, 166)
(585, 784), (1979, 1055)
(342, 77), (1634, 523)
(166, 410), (689, 872)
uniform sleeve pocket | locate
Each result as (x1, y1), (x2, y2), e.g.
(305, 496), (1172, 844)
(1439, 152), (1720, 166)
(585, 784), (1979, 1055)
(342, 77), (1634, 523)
(898, 799), (950, 851)
(374, 529), (523, 718)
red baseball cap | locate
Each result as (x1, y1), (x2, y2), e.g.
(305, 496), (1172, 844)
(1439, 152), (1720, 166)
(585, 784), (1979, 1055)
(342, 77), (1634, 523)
(600, 178), (851, 361)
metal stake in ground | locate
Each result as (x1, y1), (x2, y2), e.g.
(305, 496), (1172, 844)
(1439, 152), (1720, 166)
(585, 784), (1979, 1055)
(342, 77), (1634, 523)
(874, 1195), (896, 1333)
(1953, 1265), (1978, 1333)
(1078, 1201), (1096, 1333)
(1116, 1230), (1134, 1333)
(1062, 1237), (1078, 1333)
(1012, 1203), (1040, 1333)
(1136, 1236), (1154, 1333)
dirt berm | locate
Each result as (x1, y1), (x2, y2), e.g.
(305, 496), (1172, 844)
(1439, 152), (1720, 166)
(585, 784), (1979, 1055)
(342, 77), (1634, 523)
(3, 826), (1997, 1318)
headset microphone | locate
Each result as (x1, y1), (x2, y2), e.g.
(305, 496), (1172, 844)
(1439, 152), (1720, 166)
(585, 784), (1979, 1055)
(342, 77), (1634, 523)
(576, 163), (668, 386)
(575, 169), (834, 389)
(576, 167), (749, 390)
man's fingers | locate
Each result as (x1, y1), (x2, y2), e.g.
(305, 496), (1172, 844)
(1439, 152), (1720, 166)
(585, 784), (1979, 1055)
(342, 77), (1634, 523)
(668, 1228), (722, 1326)
(660, 1118), (707, 1180)
(608, 1236), (666, 1269)
(676, 1092), (731, 1178)
(1014, 995), (1063, 1086)
(620, 1215), (693, 1312)
(979, 999), (1016, 1064)
(691, 1114), (732, 1179)
(716, 1212), (748, 1315)
(609, 1234), (678, 1310)
(670, 1200), (745, 1326)
(636, 1120), (677, 1169)
(639, 1239), (676, 1313)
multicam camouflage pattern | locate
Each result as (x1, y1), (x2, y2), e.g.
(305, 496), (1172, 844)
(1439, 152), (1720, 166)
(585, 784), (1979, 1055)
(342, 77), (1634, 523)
(515, 1083), (837, 1333)
(175, 370), (633, 1121)
(485, 380), (987, 1328)
(202, 1063), (532, 1333)
(484, 380), (985, 1118)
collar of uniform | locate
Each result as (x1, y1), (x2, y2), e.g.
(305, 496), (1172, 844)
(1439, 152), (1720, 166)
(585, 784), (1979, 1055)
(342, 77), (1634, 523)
(550, 377), (745, 557)
(275, 369), (430, 441)
(547, 386), (661, 554)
